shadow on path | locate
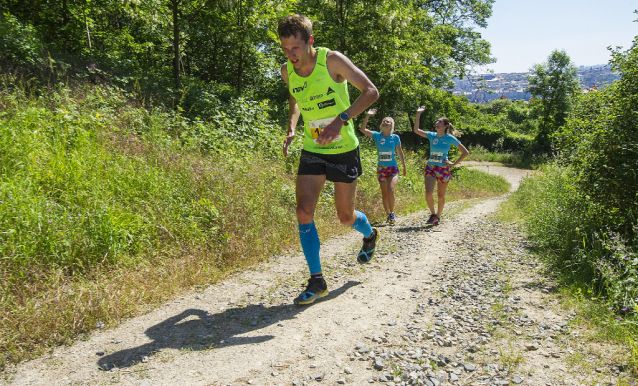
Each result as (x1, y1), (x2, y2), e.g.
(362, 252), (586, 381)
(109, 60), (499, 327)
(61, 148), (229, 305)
(395, 225), (439, 233)
(98, 280), (361, 370)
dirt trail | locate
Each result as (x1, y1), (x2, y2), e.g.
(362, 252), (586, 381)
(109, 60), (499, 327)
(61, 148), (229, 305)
(3, 164), (626, 386)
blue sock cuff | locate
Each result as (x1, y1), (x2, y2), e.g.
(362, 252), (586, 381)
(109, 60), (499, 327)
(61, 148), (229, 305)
(299, 222), (315, 232)
(351, 211), (373, 238)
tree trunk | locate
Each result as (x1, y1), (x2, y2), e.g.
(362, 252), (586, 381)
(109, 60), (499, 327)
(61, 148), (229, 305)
(172, 0), (181, 90)
(235, 0), (243, 94)
(82, 0), (92, 52)
(338, 0), (346, 54)
(62, 0), (69, 26)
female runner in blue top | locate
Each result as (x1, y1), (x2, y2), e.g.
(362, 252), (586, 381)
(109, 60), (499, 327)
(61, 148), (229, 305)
(413, 106), (469, 225)
(360, 109), (406, 225)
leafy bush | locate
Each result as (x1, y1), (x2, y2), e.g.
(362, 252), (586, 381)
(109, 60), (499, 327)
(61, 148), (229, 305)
(457, 118), (534, 153)
(511, 164), (638, 313)
(555, 36), (638, 234)
(0, 80), (287, 278)
(0, 13), (47, 69)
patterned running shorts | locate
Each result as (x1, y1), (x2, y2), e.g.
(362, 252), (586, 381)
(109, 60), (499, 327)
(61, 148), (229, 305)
(377, 166), (399, 182)
(424, 163), (451, 183)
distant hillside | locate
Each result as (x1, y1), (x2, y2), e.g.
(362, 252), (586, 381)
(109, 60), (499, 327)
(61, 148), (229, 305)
(452, 66), (620, 103)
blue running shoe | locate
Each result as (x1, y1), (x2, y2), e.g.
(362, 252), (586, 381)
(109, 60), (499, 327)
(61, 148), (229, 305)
(294, 277), (328, 305)
(357, 228), (378, 263)
(388, 212), (396, 226)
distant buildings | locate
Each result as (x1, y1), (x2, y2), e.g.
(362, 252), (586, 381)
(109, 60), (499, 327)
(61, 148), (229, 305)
(451, 66), (620, 103)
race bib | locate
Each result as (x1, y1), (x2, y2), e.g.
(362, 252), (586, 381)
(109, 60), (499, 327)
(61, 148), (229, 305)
(379, 151), (392, 161)
(309, 117), (342, 144)
(428, 152), (444, 163)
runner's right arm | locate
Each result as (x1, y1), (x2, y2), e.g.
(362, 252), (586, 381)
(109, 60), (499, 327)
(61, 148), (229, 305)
(281, 63), (300, 157)
(359, 109), (376, 138)
(413, 106), (427, 138)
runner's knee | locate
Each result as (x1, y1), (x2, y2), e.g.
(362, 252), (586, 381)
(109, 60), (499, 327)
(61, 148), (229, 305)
(337, 211), (355, 225)
(296, 206), (314, 223)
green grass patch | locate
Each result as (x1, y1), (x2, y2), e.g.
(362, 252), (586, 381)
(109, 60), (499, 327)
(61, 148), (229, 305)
(498, 164), (638, 375)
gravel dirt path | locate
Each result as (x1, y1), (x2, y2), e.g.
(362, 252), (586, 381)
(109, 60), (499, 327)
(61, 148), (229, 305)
(2, 163), (628, 386)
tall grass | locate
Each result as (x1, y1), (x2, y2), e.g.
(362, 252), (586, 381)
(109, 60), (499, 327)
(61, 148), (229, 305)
(502, 163), (638, 370)
(0, 79), (509, 367)
(465, 144), (551, 169)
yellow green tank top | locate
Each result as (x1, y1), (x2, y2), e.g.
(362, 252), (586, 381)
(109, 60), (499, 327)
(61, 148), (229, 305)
(287, 47), (358, 154)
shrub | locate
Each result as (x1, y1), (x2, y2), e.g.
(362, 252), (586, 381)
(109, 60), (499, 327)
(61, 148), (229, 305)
(0, 13), (47, 69)
(555, 36), (638, 234)
(512, 163), (638, 313)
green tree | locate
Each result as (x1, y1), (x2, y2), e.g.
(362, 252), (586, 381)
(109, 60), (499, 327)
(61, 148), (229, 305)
(527, 49), (580, 152)
(555, 34), (638, 228)
(293, 0), (495, 121)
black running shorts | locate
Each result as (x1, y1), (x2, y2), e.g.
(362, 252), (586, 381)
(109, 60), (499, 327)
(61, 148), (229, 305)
(298, 148), (363, 183)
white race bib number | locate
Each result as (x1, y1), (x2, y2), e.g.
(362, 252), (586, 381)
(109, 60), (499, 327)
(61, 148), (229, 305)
(379, 151), (392, 161)
(428, 152), (444, 163)
(308, 117), (342, 144)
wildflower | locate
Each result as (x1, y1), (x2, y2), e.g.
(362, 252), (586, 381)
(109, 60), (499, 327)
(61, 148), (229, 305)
(48, 220), (52, 223)
(622, 308), (628, 311)
(609, 307), (614, 310)
(68, 216), (73, 220)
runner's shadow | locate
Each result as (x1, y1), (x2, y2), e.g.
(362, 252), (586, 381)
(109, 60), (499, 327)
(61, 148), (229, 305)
(395, 225), (439, 233)
(97, 280), (361, 370)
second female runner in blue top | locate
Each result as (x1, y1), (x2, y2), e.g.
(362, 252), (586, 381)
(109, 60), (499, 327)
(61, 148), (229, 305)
(413, 106), (469, 225)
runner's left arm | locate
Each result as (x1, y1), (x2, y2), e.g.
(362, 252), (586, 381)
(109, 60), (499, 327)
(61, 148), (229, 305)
(396, 144), (407, 176)
(315, 52), (379, 145)
(445, 143), (469, 167)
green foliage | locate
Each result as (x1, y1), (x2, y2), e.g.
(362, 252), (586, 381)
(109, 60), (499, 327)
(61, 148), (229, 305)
(504, 30), (638, 323)
(0, 0), (501, 141)
(554, 37), (638, 233)
(179, 97), (284, 156)
(527, 50), (580, 152)
(448, 166), (510, 196)
(457, 118), (533, 153)
(510, 164), (638, 314)
(0, 13), (47, 69)
(0, 80), (285, 278)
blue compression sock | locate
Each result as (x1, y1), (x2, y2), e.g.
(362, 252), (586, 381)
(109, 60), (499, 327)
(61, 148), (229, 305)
(351, 211), (373, 238)
(299, 222), (321, 275)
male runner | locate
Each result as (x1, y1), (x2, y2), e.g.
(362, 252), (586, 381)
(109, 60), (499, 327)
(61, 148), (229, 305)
(279, 14), (379, 305)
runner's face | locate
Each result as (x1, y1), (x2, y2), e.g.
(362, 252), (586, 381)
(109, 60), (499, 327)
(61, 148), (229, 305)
(280, 33), (313, 69)
(435, 119), (446, 132)
(381, 117), (393, 134)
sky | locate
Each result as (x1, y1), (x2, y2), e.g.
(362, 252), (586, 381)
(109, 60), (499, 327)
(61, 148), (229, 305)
(477, 0), (637, 74)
